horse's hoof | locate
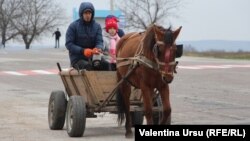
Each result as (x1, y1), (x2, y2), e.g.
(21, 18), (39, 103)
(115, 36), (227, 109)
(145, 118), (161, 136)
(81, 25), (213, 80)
(125, 132), (133, 138)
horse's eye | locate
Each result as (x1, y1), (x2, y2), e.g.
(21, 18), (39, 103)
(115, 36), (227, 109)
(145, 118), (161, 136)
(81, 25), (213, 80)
(153, 45), (160, 57)
(157, 48), (161, 56)
(157, 46), (165, 56)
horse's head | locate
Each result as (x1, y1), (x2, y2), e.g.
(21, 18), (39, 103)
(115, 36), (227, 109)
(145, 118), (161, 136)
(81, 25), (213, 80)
(144, 25), (182, 83)
(153, 25), (182, 83)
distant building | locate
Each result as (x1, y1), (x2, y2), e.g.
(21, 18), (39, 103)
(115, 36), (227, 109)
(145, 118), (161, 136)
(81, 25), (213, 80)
(73, 8), (125, 29)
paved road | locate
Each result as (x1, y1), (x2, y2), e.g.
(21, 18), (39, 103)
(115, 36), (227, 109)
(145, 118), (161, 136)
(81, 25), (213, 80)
(0, 48), (250, 141)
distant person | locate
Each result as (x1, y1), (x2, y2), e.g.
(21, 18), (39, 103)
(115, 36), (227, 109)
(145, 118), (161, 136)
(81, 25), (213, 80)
(105, 15), (125, 37)
(52, 28), (61, 48)
(65, 2), (103, 70)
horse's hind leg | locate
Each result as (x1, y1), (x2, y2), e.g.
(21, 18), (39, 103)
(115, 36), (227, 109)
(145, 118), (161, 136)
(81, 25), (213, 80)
(158, 85), (171, 125)
(122, 83), (133, 138)
(116, 72), (133, 138)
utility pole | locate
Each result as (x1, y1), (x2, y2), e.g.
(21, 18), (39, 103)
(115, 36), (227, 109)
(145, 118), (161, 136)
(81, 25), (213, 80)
(110, 0), (114, 14)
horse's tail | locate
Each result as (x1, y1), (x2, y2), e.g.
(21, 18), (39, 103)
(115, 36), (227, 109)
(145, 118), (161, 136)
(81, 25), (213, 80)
(116, 71), (125, 125)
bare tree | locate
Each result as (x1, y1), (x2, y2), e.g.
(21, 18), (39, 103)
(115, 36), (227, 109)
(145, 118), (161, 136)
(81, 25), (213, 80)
(0, 0), (21, 48)
(12, 0), (65, 49)
(117, 0), (181, 30)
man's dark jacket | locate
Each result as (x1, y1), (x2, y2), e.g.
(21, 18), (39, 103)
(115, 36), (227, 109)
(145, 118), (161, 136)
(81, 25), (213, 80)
(65, 2), (103, 65)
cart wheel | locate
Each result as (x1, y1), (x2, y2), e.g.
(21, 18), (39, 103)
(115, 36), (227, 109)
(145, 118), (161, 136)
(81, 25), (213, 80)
(48, 90), (67, 130)
(66, 95), (86, 137)
(131, 111), (144, 126)
(153, 92), (171, 125)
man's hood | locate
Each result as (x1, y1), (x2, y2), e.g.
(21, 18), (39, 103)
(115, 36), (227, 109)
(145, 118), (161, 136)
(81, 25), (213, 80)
(79, 2), (95, 22)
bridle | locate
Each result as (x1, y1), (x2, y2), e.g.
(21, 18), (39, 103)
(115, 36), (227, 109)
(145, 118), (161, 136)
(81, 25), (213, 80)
(152, 31), (178, 81)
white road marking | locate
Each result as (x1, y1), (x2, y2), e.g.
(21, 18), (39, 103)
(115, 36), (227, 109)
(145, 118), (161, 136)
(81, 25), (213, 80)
(0, 64), (249, 76)
(3, 71), (27, 76)
(31, 70), (57, 75)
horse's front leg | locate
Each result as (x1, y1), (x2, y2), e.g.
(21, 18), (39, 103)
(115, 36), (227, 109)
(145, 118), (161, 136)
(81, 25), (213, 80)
(141, 86), (154, 125)
(158, 85), (171, 125)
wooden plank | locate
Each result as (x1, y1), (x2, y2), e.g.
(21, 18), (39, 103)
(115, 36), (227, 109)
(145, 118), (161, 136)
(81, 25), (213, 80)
(83, 71), (105, 101)
(84, 71), (117, 101)
(64, 76), (78, 96)
(96, 106), (162, 113)
(79, 75), (99, 105)
(81, 71), (101, 105)
(60, 75), (73, 96)
(94, 71), (117, 102)
(92, 71), (118, 108)
(60, 69), (79, 76)
(72, 76), (92, 105)
(105, 101), (142, 106)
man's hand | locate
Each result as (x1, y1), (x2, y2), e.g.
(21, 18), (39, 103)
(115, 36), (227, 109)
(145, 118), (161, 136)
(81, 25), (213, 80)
(92, 48), (102, 54)
(83, 48), (93, 58)
(83, 48), (102, 58)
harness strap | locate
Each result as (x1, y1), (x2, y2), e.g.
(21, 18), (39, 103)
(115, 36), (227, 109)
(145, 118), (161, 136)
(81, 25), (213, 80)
(122, 76), (138, 88)
(117, 55), (178, 76)
(116, 60), (133, 68)
(117, 56), (158, 69)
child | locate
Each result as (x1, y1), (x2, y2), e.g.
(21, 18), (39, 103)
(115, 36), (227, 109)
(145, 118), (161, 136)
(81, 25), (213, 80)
(103, 16), (120, 71)
(105, 15), (125, 37)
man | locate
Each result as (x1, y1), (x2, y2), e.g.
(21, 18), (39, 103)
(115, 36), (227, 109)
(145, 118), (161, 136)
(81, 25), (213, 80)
(53, 28), (61, 48)
(65, 2), (103, 70)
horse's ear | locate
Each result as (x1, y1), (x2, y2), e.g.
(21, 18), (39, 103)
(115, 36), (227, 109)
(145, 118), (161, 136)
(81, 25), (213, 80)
(173, 26), (182, 41)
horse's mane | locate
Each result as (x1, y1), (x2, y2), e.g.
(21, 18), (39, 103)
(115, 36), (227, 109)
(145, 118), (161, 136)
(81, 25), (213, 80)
(116, 32), (139, 53)
(143, 25), (156, 57)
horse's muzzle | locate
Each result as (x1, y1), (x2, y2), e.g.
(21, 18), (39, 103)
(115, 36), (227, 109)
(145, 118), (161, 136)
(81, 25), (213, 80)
(162, 73), (173, 84)
(161, 60), (178, 83)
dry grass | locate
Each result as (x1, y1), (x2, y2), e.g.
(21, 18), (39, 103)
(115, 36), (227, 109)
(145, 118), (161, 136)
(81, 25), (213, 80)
(184, 51), (250, 60)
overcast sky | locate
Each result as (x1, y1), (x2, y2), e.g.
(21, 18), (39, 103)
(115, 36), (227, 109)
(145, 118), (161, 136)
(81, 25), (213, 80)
(51, 0), (250, 44)
(173, 0), (250, 41)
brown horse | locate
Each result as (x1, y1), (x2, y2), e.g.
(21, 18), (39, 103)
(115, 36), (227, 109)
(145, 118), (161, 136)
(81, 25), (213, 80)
(116, 24), (182, 138)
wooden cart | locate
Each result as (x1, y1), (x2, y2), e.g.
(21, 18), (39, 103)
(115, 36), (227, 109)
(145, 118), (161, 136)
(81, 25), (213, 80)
(48, 63), (162, 137)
